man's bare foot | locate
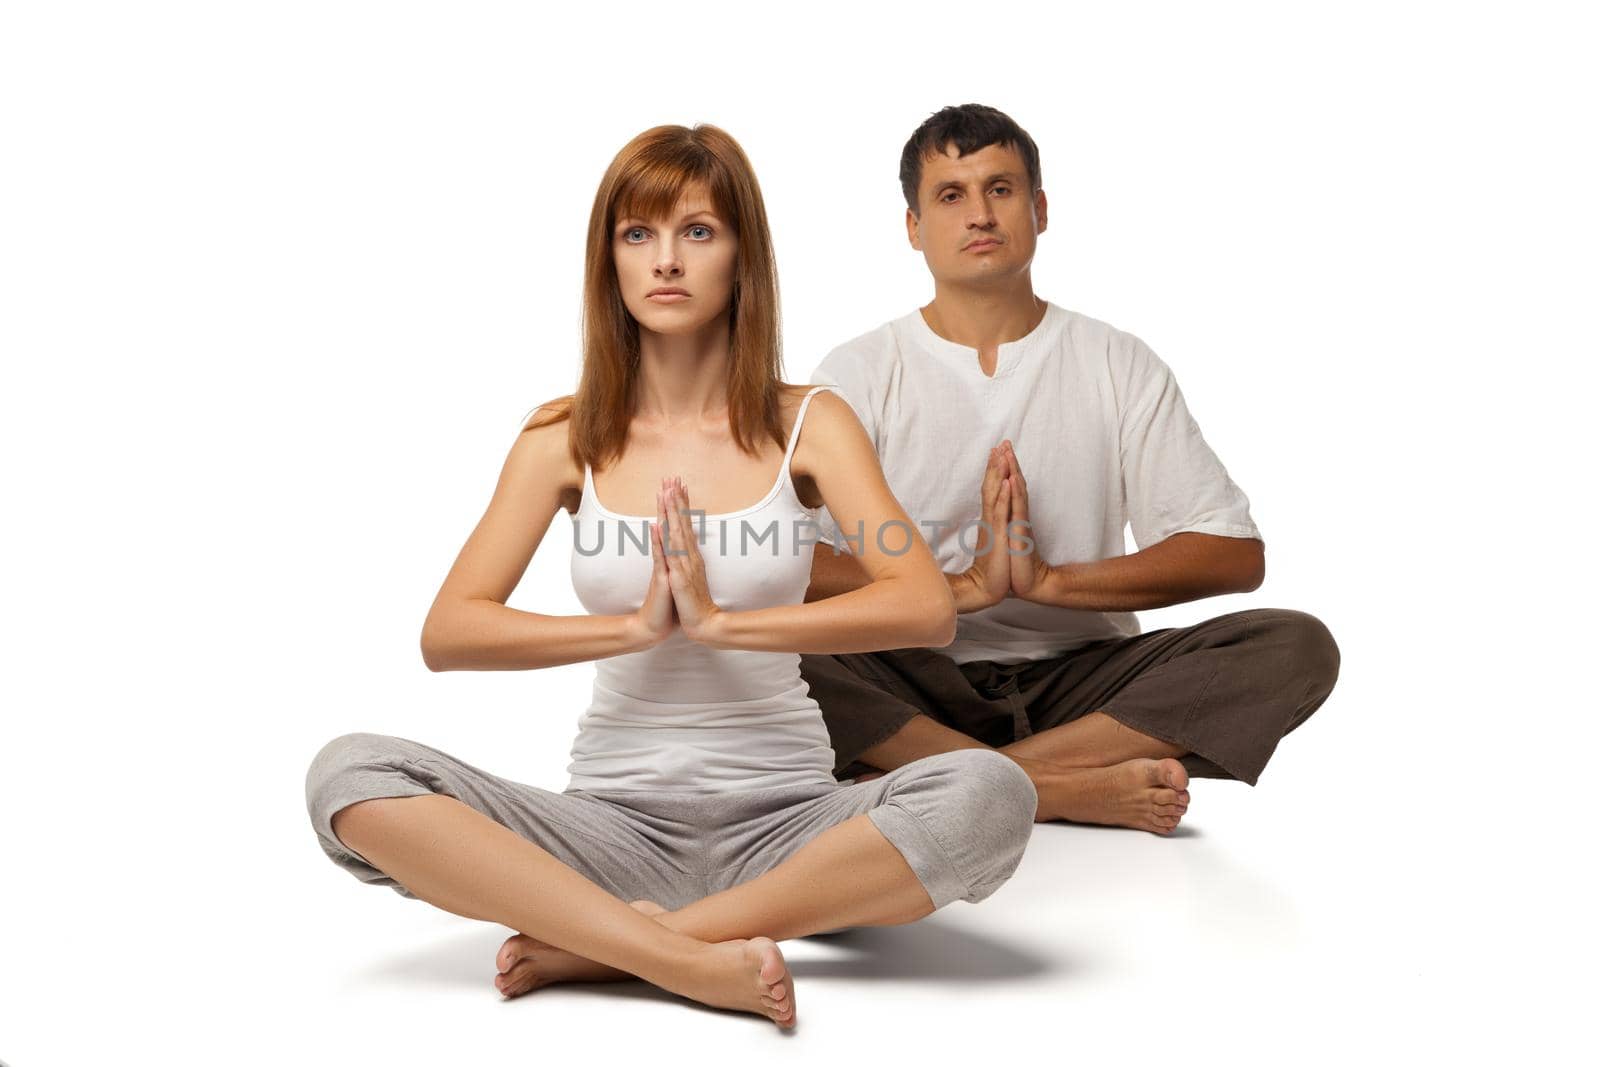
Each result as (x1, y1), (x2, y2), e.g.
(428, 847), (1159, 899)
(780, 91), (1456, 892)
(1033, 757), (1191, 833)
(495, 899), (665, 997)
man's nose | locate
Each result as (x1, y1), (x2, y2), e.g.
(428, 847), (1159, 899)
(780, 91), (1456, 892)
(968, 197), (997, 228)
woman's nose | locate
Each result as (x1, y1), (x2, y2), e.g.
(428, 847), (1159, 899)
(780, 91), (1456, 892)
(653, 246), (683, 277)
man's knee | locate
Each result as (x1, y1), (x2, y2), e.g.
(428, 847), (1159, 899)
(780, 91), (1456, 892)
(1274, 609), (1340, 699)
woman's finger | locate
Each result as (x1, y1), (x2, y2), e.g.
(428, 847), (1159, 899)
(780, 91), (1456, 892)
(674, 481), (702, 563)
(667, 480), (688, 558)
(657, 483), (678, 568)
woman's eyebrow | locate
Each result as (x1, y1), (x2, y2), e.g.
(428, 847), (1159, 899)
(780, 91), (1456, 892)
(616, 210), (722, 227)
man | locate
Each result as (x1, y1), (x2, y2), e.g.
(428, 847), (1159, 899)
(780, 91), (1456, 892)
(799, 104), (1340, 835)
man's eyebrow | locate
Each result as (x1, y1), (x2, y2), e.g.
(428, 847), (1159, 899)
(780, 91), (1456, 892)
(933, 172), (1023, 191)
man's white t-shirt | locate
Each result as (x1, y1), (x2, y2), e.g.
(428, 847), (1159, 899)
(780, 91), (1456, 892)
(811, 301), (1262, 665)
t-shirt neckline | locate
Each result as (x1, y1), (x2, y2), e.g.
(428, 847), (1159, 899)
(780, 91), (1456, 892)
(907, 301), (1060, 380)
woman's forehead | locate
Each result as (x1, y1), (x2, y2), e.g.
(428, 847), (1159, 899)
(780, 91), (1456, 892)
(615, 178), (724, 224)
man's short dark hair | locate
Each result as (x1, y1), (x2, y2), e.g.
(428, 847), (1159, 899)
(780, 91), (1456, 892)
(899, 103), (1042, 216)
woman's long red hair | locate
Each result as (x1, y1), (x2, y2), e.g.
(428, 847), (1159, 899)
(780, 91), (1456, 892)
(522, 124), (788, 468)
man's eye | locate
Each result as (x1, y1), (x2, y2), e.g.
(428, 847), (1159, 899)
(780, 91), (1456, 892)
(992, 186), (1011, 196)
(941, 192), (960, 203)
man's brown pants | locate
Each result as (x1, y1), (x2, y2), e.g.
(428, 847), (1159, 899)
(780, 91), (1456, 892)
(798, 608), (1340, 786)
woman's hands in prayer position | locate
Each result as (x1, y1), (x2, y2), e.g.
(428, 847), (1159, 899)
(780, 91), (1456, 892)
(658, 476), (727, 646)
(631, 488), (679, 647)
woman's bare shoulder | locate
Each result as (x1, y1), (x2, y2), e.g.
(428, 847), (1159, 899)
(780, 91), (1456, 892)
(787, 385), (871, 483)
(513, 398), (582, 510)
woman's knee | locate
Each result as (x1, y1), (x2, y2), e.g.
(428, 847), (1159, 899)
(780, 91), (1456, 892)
(304, 732), (421, 845)
(957, 750), (1037, 886)
(952, 748), (1038, 824)
(894, 749), (1037, 902)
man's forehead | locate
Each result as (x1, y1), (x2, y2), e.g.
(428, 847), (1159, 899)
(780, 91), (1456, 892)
(920, 142), (1026, 183)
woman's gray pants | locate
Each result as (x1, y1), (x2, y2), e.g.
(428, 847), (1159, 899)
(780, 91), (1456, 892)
(305, 734), (1038, 913)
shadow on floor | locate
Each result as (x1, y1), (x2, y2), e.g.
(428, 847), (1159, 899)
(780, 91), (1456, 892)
(351, 913), (1058, 994)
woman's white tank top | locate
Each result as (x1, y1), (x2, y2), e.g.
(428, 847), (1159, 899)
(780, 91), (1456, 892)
(564, 385), (842, 792)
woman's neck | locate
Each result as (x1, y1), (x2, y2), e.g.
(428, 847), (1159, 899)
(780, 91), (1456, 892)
(634, 316), (734, 423)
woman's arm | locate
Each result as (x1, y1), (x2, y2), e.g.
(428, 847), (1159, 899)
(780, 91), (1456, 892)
(419, 411), (669, 671)
(804, 442), (1011, 614)
(696, 391), (956, 655)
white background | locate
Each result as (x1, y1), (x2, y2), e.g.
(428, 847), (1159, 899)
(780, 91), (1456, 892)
(3, 2), (1595, 1063)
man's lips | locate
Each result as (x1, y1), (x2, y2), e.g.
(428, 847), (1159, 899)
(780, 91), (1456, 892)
(965, 238), (1002, 251)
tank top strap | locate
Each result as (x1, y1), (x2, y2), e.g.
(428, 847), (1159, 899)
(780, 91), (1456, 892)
(780, 385), (840, 475)
(577, 461), (597, 515)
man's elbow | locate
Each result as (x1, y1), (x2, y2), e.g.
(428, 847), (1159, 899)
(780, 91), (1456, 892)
(1235, 540), (1266, 593)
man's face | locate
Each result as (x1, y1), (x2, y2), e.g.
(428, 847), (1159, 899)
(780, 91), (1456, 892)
(906, 141), (1047, 287)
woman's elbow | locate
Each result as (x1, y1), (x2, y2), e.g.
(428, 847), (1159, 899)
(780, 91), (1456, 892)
(419, 611), (457, 672)
(917, 585), (958, 648)
(419, 631), (447, 672)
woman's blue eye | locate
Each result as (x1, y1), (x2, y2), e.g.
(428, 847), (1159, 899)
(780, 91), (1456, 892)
(688, 225), (711, 239)
(624, 228), (647, 242)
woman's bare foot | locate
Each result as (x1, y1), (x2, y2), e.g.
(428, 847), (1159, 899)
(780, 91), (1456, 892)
(495, 899), (664, 997)
(499, 927), (793, 1036)
(679, 937), (795, 1028)
(496, 906), (795, 1027)
(1034, 757), (1191, 833)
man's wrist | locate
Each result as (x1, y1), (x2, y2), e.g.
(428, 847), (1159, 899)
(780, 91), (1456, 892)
(1023, 561), (1067, 606)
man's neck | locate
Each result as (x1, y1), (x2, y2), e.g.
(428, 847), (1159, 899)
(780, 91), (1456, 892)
(921, 280), (1048, 351)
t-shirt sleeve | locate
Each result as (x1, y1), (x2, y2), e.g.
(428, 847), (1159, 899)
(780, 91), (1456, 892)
(808, 350), (879, 550)
(1119, 338), (1263, 550)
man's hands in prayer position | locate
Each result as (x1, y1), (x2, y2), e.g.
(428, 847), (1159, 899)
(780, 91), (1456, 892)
(953, 439), (1051, 613)
(950, 446), (1014, 613)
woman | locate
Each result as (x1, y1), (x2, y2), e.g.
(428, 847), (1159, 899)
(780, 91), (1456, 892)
(304, 124), (1038, 1030)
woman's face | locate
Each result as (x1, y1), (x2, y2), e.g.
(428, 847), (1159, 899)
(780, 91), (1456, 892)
(612, 183), (738, 338)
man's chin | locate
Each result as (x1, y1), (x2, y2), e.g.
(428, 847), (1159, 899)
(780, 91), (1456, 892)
(935, 263), (1024, 287)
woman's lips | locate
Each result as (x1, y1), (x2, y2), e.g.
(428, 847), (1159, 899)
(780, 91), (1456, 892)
(647, 292), (690, 302)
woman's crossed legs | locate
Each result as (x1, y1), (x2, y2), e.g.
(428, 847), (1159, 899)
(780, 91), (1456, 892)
(304, 733), (1036, 1028)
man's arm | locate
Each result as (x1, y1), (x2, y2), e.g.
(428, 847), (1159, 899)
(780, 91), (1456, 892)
(1026, 531), (1263, 612)
(1044, 330), (1266, 612)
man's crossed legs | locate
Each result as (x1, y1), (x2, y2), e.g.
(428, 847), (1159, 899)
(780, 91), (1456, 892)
(799, 607), (1341, 833)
